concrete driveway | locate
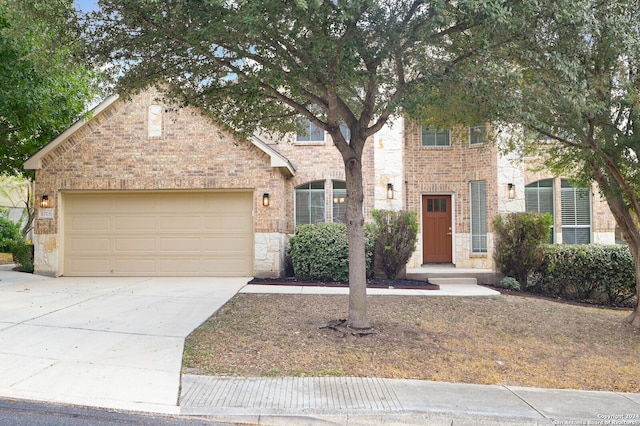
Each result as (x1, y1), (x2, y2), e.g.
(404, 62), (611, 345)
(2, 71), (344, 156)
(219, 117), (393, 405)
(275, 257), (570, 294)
(0, 266), (248, 414)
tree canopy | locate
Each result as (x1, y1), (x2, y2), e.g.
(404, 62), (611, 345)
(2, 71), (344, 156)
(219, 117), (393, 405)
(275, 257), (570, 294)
(441, 0), (640, 325)
(86, 0), (530, 328)
(0, 0), (99, 176)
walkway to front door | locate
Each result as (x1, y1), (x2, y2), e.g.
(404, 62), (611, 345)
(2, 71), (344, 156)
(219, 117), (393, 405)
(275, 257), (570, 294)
(422, 195), (452, 263)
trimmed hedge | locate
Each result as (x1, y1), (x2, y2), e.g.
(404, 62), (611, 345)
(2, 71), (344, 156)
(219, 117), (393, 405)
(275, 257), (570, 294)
(288, 223), (374, 282)
(529, 244), (636, 307)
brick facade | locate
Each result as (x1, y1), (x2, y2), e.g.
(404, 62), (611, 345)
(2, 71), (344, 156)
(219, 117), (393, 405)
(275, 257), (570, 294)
(404, 121), (499, 268)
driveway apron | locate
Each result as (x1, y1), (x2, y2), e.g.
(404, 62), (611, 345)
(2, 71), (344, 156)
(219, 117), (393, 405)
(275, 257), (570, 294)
(0, 274), (247, 413)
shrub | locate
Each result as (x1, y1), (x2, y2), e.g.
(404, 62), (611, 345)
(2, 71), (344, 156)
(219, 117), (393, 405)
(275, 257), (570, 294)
(529, 244), (636, 307)
(500, 276), (521, 291)
(288, 223), (374, 282)
(371, 209), (418, 279)
(0, 209), (33, 272)
(493, 212), (553, 289)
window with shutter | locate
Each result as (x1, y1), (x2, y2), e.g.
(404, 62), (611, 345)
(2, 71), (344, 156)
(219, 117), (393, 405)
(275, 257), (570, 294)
(561, 179), (591, 244)
(470, 181), (487, 253)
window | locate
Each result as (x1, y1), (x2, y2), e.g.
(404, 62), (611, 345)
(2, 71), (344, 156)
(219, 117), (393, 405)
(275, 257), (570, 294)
(421, 127), (450, 147)
(332, 181), (347, 223)
(295, 181), (325, 225)
(296, 119), (324, 142)
(470, 181), (487, 253)
(339, 123), (350, 142)
(525, 179), (554, 243)
(469, 126), (486, 146)
(561, 179), (591, 244)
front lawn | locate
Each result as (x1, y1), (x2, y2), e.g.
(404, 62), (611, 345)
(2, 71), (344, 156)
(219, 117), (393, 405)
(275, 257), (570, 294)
(183, 293), (640, 392)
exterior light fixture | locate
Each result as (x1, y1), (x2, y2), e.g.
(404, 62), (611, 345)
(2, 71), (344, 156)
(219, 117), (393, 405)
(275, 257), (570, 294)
(387, 183), (394, 199)
(40, 195), (50, 208)
(507, 183), (515, 199)
(262, 193), (270, 207)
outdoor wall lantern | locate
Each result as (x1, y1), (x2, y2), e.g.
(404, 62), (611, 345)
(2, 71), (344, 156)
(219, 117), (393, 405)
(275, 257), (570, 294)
(387, 183), (394, 199)
(262, 193), (270, 207)
(40, 195), (50, 208)
(508, 183), (516, 199)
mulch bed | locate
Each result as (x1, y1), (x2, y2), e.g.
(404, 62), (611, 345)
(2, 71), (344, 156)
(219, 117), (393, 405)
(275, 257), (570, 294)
(249, 277), (440, 290)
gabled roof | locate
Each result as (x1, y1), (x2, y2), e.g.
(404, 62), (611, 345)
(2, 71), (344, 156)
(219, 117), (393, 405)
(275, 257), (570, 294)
(251, 135), (296, 177)
(24, 94), (296, 177)
(24, 94), (120, 170)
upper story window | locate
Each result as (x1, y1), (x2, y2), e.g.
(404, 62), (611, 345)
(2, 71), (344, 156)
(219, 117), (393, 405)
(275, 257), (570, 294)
(469, 125), (486, 146)
(296, 119), (325, 143)
(421, 127), (450, 147)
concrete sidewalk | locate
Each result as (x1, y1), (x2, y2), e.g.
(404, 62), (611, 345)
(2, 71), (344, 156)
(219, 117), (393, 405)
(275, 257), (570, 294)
(179, 375), (640, 425)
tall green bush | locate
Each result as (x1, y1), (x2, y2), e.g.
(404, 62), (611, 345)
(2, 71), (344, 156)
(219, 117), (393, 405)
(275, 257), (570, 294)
(0, 209), (33, 272)
(371, 209), (418, 279)
(288, 223), (374, 282)
(493, 212), (553, 288)
(530, 244), (636, 307)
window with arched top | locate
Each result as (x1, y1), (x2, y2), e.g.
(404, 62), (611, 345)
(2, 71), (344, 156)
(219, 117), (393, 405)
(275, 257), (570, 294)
(295, 181), (325, 225)
(294, 180), (347, 226)
(525, 179), (554, 243)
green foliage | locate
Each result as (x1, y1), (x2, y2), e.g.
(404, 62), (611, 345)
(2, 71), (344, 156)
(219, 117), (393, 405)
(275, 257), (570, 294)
(0, 208), (32, 272)
(371, 209), (418, 279)
(500, 277), (521, 291)
(288, 223), (373, 283)
(0, 0), (100, 176)
(0, 208), (20, 252)
(530, 245), (636, 307)
(493, 212), (553, 288)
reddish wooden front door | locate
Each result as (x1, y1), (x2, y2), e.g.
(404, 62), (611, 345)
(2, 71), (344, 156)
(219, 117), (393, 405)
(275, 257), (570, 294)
(422, 195), (452, 263)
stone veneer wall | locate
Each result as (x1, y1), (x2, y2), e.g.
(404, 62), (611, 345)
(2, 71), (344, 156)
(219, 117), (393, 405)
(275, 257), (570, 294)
(32, 90), (291, 277)
(403, 121), (500, 269)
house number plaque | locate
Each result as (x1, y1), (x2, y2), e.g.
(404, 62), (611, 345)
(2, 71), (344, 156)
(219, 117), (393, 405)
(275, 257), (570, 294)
(38, 209), (54, 219)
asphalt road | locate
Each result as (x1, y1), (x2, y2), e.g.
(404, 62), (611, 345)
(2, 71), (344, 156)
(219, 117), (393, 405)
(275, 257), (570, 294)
(0, 398), (235, 426)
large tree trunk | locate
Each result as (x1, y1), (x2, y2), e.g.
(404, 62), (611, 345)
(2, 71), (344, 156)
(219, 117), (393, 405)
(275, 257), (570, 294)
(344, 156), (370, 329)
(626, 244), (640, 327)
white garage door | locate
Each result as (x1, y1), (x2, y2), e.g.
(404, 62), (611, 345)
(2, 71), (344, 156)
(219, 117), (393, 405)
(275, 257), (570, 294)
(63, 191), (254, 276)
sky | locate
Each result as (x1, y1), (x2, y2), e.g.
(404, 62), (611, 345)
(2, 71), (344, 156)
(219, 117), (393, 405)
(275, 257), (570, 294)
(74, 0), (98, 13)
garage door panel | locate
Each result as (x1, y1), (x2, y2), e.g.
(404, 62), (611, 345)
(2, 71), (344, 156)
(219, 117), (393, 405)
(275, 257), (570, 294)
(204, 215), (253, 231)
(114, 258), (156, 274)
(158, 237), (202, 252)
(158, 216), (202, 231)
(70, 237), (111, 252)
(70, 216), (112, 232)
(115, 216), (157, 231)
(64, 191), (254, 276)
(67, 258), (112, 274)
(203, 236), (252, 252)
(115, 237), (157, 252)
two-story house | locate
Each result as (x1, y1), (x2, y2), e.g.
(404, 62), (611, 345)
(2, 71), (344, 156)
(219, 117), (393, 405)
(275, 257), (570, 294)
(24, 89), (616, 278)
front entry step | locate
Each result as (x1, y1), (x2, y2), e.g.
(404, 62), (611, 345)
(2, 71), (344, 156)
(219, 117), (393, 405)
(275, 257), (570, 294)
(427, 277), (478, 286)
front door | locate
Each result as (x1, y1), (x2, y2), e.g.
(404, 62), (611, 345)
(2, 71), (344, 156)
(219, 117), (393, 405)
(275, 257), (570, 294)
(422, 195), (452, 263)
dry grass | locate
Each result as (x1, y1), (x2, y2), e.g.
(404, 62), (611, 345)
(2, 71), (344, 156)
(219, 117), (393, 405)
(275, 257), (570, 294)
(183, 293), (640, 392)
